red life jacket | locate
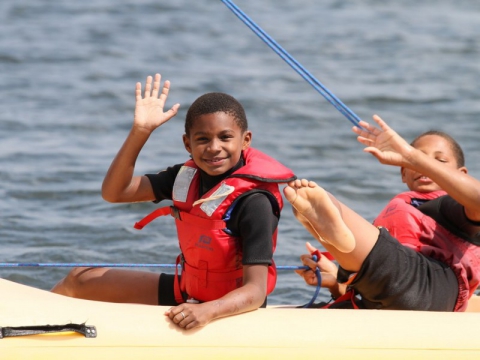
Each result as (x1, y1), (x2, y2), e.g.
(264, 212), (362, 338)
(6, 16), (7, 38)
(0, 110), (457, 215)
(373, 190), (480, 311)
(134, 147), (296, 303)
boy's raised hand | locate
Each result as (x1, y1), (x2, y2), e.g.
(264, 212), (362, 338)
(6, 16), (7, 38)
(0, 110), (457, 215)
(352, 115), (413, 168)
(134, 73), (180, 133)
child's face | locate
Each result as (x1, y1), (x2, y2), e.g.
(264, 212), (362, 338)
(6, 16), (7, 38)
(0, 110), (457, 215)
(401, 134), (466, 192)
(182, 112), (252, 176)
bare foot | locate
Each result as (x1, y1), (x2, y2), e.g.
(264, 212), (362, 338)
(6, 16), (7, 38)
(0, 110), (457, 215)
(283, 180), (335, 247)
(284, 179), (355, 253)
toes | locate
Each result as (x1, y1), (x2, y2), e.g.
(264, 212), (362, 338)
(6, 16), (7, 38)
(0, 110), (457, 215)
(283, 186), (297, 204)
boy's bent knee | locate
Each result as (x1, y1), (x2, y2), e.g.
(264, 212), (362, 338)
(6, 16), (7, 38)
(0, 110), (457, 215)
(51, 267), (103, 297)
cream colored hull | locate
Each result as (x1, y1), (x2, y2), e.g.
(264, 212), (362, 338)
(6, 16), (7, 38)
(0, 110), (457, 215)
(1, 278), (480, 359)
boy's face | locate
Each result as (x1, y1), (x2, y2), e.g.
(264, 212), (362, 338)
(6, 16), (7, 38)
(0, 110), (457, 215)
(182, 112), (252, 176)
(401, 134), (466, 192)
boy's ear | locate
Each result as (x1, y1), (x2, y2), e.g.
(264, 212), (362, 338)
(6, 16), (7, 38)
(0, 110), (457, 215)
(183, 134), (192, 154)
(242, 130), (252, 149)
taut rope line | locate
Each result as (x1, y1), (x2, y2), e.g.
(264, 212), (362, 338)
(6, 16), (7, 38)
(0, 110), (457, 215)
(220, 0), (364, 128)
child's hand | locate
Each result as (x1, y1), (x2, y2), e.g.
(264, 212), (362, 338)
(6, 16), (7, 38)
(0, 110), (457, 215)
(134, 73), (180, 133)
(352, 115), (414, 167)
(165, 303), (213, 330)
(295, 242), (339, 290)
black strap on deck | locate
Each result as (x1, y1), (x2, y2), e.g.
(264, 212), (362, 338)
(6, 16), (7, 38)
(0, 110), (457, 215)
(0, 323), (97, 338)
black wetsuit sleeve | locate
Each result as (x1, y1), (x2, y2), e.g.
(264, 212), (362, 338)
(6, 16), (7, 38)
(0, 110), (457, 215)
(145, 164), (183, 203)
(418, 195), (480, 245)
(228, 193), (278, 265)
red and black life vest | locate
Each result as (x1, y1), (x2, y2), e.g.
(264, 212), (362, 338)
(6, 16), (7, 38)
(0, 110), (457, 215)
(373, 190), (480, 311)
(134, 147), (296, 303)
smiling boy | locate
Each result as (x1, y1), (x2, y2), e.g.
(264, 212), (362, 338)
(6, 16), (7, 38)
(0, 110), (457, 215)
(52, 73), (295, 329)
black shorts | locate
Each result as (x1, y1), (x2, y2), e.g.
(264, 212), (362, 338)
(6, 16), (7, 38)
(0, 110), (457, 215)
(158, 273), (180, 306)
(346, 227), (458, 311)
(157, 273), (268, 307)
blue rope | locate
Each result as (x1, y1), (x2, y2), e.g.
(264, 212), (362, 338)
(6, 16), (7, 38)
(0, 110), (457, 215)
(1, 262), (321, 304)
(0, 262), (309, 270)
(0, 263), (178, 268)
(302, 255), (322, 308)
(220, 0), (363, 128)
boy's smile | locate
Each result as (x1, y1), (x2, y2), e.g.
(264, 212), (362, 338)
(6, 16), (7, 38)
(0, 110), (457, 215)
(183, 112), (251, 176)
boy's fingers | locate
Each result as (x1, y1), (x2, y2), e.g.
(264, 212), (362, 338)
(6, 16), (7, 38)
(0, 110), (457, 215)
(144, 76), (152, 98)
(305, 241), (317, 253)
(151, 73), (161, 98)
(135, 82), (142, 101)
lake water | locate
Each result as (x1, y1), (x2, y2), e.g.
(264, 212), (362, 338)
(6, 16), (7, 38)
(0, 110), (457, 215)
(1, 0), (479, 305)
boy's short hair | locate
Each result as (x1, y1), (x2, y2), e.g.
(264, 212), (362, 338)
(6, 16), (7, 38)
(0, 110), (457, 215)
(185, 92), (248, 135)
(412, 130), (465, 167)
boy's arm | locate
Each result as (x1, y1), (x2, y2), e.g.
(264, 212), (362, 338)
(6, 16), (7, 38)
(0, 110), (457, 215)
(102, 74), (180, 203)
(203, 263), (268, 315)
(405, 150), (480, 221)
(353, 115), (480, 222)
(165, 264), (268, 330)
(165, 194), (276, 329)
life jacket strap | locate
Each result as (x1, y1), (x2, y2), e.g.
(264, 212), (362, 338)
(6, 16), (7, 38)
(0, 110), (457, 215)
(183, 262), (243, 288)
(134, 206), (227, 230)
(323, 289), (360, 309)
(173, 254), (187, 304)
(176, 211), (227, 230)
(311, 249), (335, 261)
(134, 207), (172, 229)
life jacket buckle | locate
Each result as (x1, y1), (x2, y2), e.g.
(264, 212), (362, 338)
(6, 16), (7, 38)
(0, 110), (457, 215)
(170, 206), (182, 220)
(179, 253), (185, 266)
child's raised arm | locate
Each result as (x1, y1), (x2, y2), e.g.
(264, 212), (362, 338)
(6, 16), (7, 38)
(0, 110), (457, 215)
(353, 115), (480, 221)
(102, 74), (180, 203)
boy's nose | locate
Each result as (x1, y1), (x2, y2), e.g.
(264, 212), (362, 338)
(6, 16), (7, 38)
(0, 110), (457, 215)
(208, 139), (221, 151)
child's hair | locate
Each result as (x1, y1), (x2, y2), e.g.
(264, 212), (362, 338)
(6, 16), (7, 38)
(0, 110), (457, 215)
(185, 92), (248, 135)
(411, 130), (465, 167)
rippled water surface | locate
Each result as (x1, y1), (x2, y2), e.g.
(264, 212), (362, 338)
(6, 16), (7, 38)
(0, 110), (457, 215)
(1, 0), (480, 304)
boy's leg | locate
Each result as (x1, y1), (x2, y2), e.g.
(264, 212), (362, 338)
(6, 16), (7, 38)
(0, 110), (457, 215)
(51, 267), (160, 305)
(284, 179), (380, 272)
